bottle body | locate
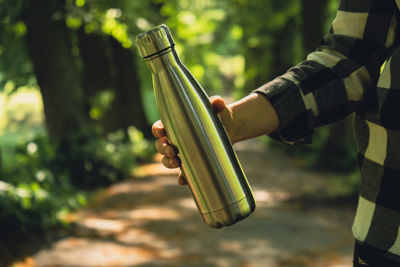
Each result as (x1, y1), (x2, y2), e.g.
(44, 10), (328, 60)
(136, 25), (255, 228)
(149, 50), (255, 228)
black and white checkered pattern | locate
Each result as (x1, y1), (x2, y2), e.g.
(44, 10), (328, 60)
(255, 0), (400, 263)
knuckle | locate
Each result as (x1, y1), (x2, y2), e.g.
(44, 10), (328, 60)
(162, 156), (170, 167)
(170, 158), (178, 168)
(166, 146), (175, 157)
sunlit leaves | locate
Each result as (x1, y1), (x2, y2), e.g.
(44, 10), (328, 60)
(190, 65), (204, 80)
(135, 17), (152, 31)
(230, 25), (243, 40)
(83, 22), (96, 34)
(75, 0), (85, 8)
(66, 15), (82, 29)
(0, 0), (34, 90)
(89, 90), (115, 120)
(177, 10), (196, 25)
(101, 9), (132, 47)
(13, 21), (26, 36)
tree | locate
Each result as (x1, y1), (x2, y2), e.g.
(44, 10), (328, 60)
(22, 0), (89, 141)
(300, 0), (330, 55)
(21, 0), (112, 188)
(78, 28), (151, 137)
(230, 0), (301, 94)
(107, 36), (151, 137)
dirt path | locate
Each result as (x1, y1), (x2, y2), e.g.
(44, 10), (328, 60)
(28, 139), (356, 267)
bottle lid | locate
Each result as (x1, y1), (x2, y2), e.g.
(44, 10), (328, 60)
(136, 24), (175, 59)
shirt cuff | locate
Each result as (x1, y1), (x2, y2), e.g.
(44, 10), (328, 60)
(252, 76), (314, 146)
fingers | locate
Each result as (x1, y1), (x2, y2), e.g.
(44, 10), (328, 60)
(155, 135), (180, 169)
(162, 156), (180, 169)
(151, 120), (187, 186)
(152, 120), (166, 138)
(155, 137), (177, 158)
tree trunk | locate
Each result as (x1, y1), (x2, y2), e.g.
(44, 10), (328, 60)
(78, 29), (151, 137)
(22, 0), (88, 141)
(301, 0), (330, 55)
(106, 37), (151, 137)
(244, 19), (297, 93)
(243, 46), (270, 94)
(77, 28), (114, 104)
(269, 18), (297, 79)
(21, 0), (113, 188)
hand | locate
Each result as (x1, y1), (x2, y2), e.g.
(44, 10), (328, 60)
(152, 95), (234, 185)
(152, 93), (279, 185)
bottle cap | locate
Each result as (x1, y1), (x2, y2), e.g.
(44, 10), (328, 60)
(136, 24), (175, 59)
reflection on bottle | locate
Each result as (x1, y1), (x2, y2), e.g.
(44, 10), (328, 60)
(136, 25), (255, 228)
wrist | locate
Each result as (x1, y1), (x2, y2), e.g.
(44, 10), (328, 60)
(228, 93), (279, 143)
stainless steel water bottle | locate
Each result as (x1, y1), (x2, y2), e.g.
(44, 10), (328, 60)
(136, 24), (255, 228)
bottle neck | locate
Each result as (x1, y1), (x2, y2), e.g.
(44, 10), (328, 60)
(145, 48), (181, 73)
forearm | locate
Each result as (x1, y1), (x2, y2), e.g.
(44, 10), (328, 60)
(228, 93), (279, 143)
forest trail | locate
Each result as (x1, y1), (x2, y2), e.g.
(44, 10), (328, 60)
(25, 139), (356, 267)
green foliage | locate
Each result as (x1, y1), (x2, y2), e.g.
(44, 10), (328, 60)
(0, 87), (154, 238)
(0, 127), (154, 237)
(159, 0), (246, 95)
(0, 0), (35, 91)
(0, 0), (358, 245)
(0, 134), (85, 237)
(54, 125), (153, 188)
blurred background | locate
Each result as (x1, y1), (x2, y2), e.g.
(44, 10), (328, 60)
(0, 0), (360, 266)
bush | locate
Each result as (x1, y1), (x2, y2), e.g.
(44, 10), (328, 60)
(0, 135), (85, 238)
(0, 126), (154, 239)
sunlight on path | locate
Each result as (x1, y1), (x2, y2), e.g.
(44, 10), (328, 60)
(27, 139), (355, 267)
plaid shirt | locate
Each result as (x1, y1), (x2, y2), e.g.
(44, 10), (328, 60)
(255, 0), (400, 263)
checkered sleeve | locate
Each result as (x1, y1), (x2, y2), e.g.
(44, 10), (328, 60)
(254, 0), (399, 146)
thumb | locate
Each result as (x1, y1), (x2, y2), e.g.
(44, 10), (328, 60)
(210, 95), (228, 113)
(209, 95), (235, 143)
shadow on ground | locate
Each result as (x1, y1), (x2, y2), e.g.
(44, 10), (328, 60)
(18, 139), (357, 267)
